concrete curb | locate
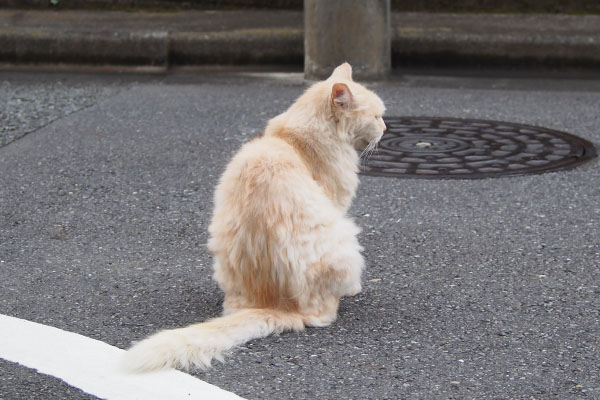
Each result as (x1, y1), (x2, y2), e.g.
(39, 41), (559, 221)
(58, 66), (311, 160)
(0, 28), (168, 66)
(392, 31), (600, 67)
(0, 10), (599, 69)
(170, 29), (303, 65)
(390, 13), (600, 68)
(0, 29), (305, 69)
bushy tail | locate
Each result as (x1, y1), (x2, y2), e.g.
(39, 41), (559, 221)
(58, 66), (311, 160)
(121, 308), (305, 372)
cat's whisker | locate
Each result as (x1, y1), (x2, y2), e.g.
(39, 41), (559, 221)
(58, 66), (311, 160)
(360, 140), (376, 169)
(359, 140), (376, 160)
(359, 145), (370, 159)
(371, 142), (380, 158)
(360, 139), (379, 165)
(359, 140), (379, 172)
(369, 142), (380, 164)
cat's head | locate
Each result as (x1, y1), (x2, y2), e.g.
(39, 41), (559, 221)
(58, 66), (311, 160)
(326, 63), (386, 150)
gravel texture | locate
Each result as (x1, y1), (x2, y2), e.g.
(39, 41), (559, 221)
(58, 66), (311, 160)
(0, 71), (152, 147)
(0, 359), (96, 400)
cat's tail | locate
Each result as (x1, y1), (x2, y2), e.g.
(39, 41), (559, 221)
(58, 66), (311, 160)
(120, 308), (305, 372)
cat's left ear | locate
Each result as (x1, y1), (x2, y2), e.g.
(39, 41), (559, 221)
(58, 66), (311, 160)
(331, 83), (353, 110)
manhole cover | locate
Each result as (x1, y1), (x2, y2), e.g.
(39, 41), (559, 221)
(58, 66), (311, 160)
(360, 117), (597, 179)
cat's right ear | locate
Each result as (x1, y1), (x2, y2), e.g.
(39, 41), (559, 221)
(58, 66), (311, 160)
(330, 62), (353, 81)
(331, 83), (353, 110)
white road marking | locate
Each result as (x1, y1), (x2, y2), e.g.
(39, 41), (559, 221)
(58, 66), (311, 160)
(0, 314), (244, 400)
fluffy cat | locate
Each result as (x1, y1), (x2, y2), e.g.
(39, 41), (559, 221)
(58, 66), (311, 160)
(121, 63), (386, 372)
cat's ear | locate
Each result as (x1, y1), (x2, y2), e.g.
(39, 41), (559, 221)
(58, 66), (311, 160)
(331, 83), (353, 110)
(330, 62), (353, 81)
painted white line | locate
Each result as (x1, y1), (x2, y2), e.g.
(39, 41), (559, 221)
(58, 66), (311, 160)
(0, 314), (245, 400)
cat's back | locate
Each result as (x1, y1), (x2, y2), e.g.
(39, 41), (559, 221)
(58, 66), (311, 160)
(223, 135), (308, 189)
(212, 135), (325, 223)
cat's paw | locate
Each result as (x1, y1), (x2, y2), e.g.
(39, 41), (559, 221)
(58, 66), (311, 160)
(343, 283), (362, 297)
(304, 313), (337, 327)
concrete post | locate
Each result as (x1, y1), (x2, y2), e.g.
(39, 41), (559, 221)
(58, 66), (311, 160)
(304, 0), (391, 80)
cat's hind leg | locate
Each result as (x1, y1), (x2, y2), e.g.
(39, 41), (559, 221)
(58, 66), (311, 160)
(301, 295), (340, 327)
(298, 216), (364, 328)
(327, 217), (365, 297)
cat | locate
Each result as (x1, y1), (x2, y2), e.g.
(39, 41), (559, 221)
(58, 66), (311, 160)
(121, 63), (386, 372)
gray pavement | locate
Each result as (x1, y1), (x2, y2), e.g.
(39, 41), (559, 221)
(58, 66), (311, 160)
(1, 9), (600, 68)
(1, 68), (599, 399)
(0, 71), (137, 147)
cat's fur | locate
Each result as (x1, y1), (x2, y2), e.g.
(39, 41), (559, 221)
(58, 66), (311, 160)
(121, 63), (386, 372)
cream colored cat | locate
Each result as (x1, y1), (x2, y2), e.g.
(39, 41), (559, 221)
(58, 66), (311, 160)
(122, 63), (386, 372)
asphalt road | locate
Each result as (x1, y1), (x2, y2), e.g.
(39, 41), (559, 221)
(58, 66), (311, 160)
(1, 68), (599, 399)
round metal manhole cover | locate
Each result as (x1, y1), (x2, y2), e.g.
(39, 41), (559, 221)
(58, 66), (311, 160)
(360, 117), (597, 179)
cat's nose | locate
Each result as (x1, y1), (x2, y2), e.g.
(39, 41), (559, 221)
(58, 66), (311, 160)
(382, 122), (387, 132)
